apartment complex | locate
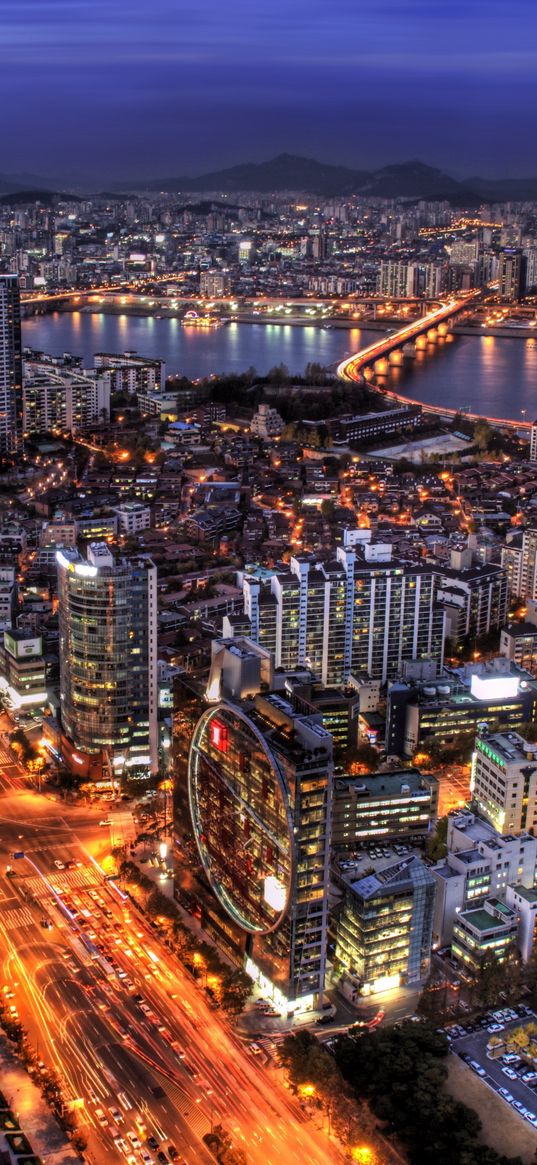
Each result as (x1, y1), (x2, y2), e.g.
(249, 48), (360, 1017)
(241, 537), (445, 686)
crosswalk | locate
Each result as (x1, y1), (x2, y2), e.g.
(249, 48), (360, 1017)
(25, 867), (100, 897)
(0, 746), (16, 764)
(160, 1079), (211, 1137)
(0, 905), (35, 930)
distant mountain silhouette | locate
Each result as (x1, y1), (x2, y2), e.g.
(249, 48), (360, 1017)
(0, 189), (81, 206)
(123, 153), (482, 202)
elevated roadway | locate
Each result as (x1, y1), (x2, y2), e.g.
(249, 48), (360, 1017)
(337, 290), (531, 432)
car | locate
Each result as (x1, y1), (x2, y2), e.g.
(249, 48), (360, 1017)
(522, 1071), (537, 1083)
(512, 1100), (526, 1113)
(127, 1131), (142, 1149)
(157, 1154), (169, 1165)
(109, 1105), (123, 1124)
(502, 1067), (517, 1080)
(99, 819), (112, 827)
(167, 1149), (180, 1163)
(524, 1110), (537, 1123)
(147, 1136), (160, 1151)
(470, 1061), (486, 1077)
(499, 1088), (514, 1101)
(40, 918), (52, 929)
(113, 1136), (129, 1154)
(53, 860), (65, 869)
(95, 1108), (108, 1127)
(487, 1023), (504, 1033)
(458, 1051), (472, 1063)
(501, 1054), (519, 1065)
(315, 1014), (332, 1025)
(140, 1154), (155, 1165)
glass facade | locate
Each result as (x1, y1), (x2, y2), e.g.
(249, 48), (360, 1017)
(57, 547), (157, 772)
(186, 694), (333, 1001)
(335, 857), (435, 993)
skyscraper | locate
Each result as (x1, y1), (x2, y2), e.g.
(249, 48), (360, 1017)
(57, 542), (158, 778)
(0, 275), (23, 458)
(175, 639), (333, 1006)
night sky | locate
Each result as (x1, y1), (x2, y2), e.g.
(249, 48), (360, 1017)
(3, 0), (537, 184)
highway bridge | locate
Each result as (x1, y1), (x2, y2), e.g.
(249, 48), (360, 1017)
(337, 290), (531, 433)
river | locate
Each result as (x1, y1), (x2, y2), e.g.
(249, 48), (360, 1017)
(21, 310), (537, 422)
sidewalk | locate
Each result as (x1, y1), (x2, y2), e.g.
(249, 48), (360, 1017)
(0, 1036), (82, 1165)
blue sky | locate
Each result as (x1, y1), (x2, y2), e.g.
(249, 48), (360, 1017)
(2, 0), (537, 183)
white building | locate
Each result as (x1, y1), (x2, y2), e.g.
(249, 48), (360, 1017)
(23, 361), (110, 435)
(432, 808), (537, 945)
(471, 729), (537, 836)
(113, 502), (151, 536)
(250, 404), (284, 439)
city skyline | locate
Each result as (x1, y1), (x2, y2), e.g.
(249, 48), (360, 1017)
(3, 0), (537, 182)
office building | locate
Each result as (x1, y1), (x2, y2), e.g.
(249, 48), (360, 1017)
(0, 275), (23, 458)
(0, 630), (47, 710)
(175, 639), (332, 1006)
(431, 809), (537, 945)
(57, 542), (158, 780)
(451, 897), (518, 973)
(470, 729), (537, 836)
(334, 855), (435, 995)
(23, 361), (110, 435)
(332, 769), (438, 851)
(386, 658), (537, 758)
(378, 261), (418, 298)
(240, 538), (445, 687)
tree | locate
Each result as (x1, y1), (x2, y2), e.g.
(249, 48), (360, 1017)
(426, 816), (448, 862)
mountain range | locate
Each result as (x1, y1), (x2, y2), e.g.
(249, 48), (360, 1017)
(3, 155), (537, 203)
(119, 155), (537, 204)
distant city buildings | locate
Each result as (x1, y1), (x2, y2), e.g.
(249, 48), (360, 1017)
(0, 275), (22, 458)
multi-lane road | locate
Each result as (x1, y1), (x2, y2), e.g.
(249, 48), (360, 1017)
(0, 775), (341, 1165)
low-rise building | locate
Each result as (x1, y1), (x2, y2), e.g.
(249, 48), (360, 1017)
(113, 502), (151, 535)
(0, 629), (47, 709)
(431, 809), (537, 945)
(332, 769), (438, 851)
(451, 897), (518, 973)
(386, 658), (537, 758)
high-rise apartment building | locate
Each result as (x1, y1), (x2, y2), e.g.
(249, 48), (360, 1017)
(498, 248), (526, 301)
(57, 542), (158, 777)
(23, 361), (110, 435)
(241, 540), (445, 686)
(530, 422), (537, 464)
(0, 275), (23, 458)
(470, 729), (537, 836)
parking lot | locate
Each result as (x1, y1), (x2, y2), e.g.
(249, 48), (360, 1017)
(448, 1008), (537, 1129)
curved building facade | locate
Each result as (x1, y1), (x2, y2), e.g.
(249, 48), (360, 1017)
(188, 703), (294, 934)
(57, 542), (157, 776)
(182, 675), (333, 1006)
